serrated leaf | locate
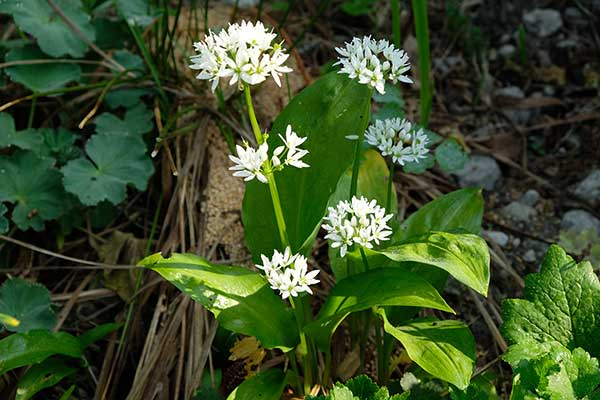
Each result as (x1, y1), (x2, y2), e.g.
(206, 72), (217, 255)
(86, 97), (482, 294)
(62, 133), (154, 206)
(329, 384), (355, 400)
(16, 357), (77, 400)
(0, 112), (42, 149)
(7, 0), (94, 58)
(112, 50), (145, 76)
(116, 0), (156, 27)
(501, 245), (600, 357)
(33, 127), (80, 164)
(0, 203), (8, 234)
(0, 330), (82, 375)
(435, 139), (468, 173)
(94, 103), (153, 136)
(0, 278), (55, 332)
(345, 374), (380, 398)
(105, 88), (152, 109)
(0, 151), (66, 230)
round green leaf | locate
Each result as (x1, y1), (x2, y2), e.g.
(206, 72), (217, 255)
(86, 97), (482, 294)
(0, 278), (55, 333)
(0, 112), (43, 150)
(435, 138), (469, 173)
(94, 103), (153, 136)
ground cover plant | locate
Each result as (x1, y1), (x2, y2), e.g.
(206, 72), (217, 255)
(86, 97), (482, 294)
(0, 1), (598, 399)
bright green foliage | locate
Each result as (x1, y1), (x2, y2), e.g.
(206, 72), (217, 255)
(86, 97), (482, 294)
(501, 245), (600, 357)
(377, 310), (476, 390)
(305, 267), (453, 351)
(0, 151), (66, 230)
(226, 368), (289, 400)
(1, 0), (94, 58)
(94, 103), (153, 137)
(449, 373), (499, 400)
(116, 0), (155, 27)
(307, 375), (410, 400)
(242, 72), (371, 260)
(4, 45), (81, 92)
(0, 278), (55, 333)
(139, 252), (298, 351)
(0, 203), (8, 234)
(62, 133), (154, 205)
(16, 357), (77, 400)
(0, 112), (42, 150)
(435, 139), (468, 173)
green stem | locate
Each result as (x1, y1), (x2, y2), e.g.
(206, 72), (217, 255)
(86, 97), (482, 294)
(287, 349), (303, 393)
(267, 174), (290, 249)
(359, 247), (370, 272)
(391, 0), (401, 47)
(349, 93), (372, 198)
(385, 161), (395, 211)
(243, 84), (264, 144)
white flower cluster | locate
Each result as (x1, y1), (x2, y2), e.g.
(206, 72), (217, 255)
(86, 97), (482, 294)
(365, 118), (430, 166)
(256, 248), (320, 299)
(322, 196), (393, 257)
(190, 21), (293, 91)
(334, 36), (412, 94)
(229, 125), (309, 183)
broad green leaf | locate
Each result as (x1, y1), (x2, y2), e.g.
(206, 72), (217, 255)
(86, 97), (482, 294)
(4, 45), (81, 92)
(435, 138), (468, 173)
(345, 374), (381, 398)
(501, 245), (600, 357)
(226, 368), (288, 400)
(0, 151), (66, 231)
(0, 278), (55, 332)
(0, 112), (42, 149)
(329, 385), (354, 400)
(373, 84), (405, 106)
(0, 203), (8, 234)
(378, 231), (490, 296)
(16, 357), (77, 400)
(94, 103), (153, 136)
(62, 133), (154, 206)
(31, 127), (80, 164)
(112, 50), (145, 76)
(373, 102), (404, 121)
(7, 0), (94, 58)
(242, 73), (371, 260)
(116, 0), (156, 27)
(78, 322), (122, 349)
(305, 267), (453, 351)
(93, 17), (129, 50)
(139, 252), (298, 351)
(377, 309), (476, 390)
(105, 88), (152, 109)
(449, 372), (499, 400)
(0, 330), (82, 375)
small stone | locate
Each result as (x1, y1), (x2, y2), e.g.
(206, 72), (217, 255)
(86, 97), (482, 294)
(513, 237), (522, 247)
(523, 8), (563, 38)
(452, 155), (501, 191)
(498, 44), (516, 58)
(486, 230), (509, 247)
(561, 209), (600, 234)
(523, 249), (537, 262)
(574, 170), (600, 207)
(521, 189), (540, 206)
(501, 201), (537, 222)
(494, 86), (531, 125)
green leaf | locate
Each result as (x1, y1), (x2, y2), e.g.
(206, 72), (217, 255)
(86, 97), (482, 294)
(94, 102), (153, 136)
(105, 88), (152, 109)
(0, 112), (42, 150)
(379, 231), (490, 296)
(501, 245), (600, 357)
(112, 50), (145, 76)
(226, 368), (288, 400)
(0, 151), (66, 231)
(0, 330), (82, 375)
(376, 309), (476, 390)
(345, 374), (380, 398)
(340, 0), (376, 16)
(435, 139), (468, 173)
(373, 102), (404, 121)
(58, 385), (76, 400)
(78, 322), (121, 349)
(116, 0), (156, 27)
(16, 357), (77, 400)
(93, 17), (129, 50)
(305, 267), (453, 351)
(449, 372), (499, 400)
(373, 84), (405, 106)
(242, 73), (371, 260)
(0, 278), (55, 332)
(61, 133), (154, 206)
(0, 203), (8, 234)
(402, 154), (435, 174)
(329, 384), (355, 400)
(32, 127), (80, 164)
(8, 0), (95, 58)
(139, 252), (298, 351)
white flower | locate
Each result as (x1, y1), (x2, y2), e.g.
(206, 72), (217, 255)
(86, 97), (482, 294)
(334, 36), (412, 94)
(190, 21), (293, 91)
(228, 142), (269, 183)
(365, 118), (430, 166)
(256, 248), (320, 299)
(322, 196), (393, 257)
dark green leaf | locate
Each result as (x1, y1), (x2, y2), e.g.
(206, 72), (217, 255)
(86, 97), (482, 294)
(449, 372), (499, 400)
(305, 267), (453, 351)
(116, 0), (156, 27)
(16, 357), (77, 400)
(242, 73), (371, 260)
(105, 88), (152, 109)
(373, 84), (405, 106)
(139, 252), (298, 351)
(93, 17), (129, 50)
(0, 330), (82, 375)
(402, 154), (435, 174)
(113, 50), (145, 75)
(78, 322), (121, 349)
(0, 278), (55, 332)
(0, 203), (8, 234)
(435, 139), (468, 173)
(94, 103), (153, 136)
(0, 112), (42, 149)
(32, 127), (80, 164)
(340, 0), (376, 16)
(345, 374), (380, 398)
(373, 102), (404, 121)
(0, 151), (66, 230)
(226, 368), (288, 400)
(377, 310), (476, 390)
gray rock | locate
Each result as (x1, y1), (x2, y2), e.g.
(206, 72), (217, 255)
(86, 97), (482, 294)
(486, 230), (509, 247)
(574, 170), (600, 207)
(501, 201), (537, 222)
(561, 209), (600, 234)
(453, 155), (501, 191)
(494, 86), (531, 124)
(523, 8), (563, 38)
(523, 249), (537, 262)
(498, 44), (516, 58)
(521, 189), (540, 206)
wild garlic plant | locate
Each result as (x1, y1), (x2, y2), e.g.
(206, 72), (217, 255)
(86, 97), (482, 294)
(141, 21), (491, 398)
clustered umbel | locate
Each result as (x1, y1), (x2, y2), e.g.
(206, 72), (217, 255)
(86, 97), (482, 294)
(334, 36), (412, 94)
(365, 118), (430, 166)
(322, 196), (393, 258)
(256, 248), (320, 299)
(228, 125), (309, 183)
(190, 21), (292, 91)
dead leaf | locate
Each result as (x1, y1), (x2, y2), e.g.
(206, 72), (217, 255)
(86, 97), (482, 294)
(229, 336), (266, 377)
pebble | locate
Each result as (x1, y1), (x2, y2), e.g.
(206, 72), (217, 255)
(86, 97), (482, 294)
(452, 155), (501, 191)
(523, 8), (563, 38)
(498, 44), (516, 58)
(486, 230), (509, 247)
(561, 209), (600, 235)
(523, 249), (537, 262)
(502, 201), (537, 222)
(521, 189), (540, 206)
(574, 169), (600, 207)
(494, 86), (531, 125)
